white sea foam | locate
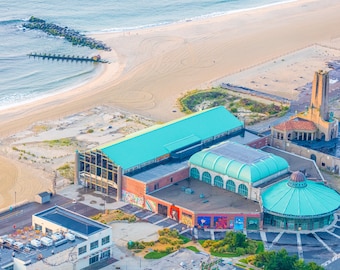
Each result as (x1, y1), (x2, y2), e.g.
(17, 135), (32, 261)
(0, 0), (295, 109)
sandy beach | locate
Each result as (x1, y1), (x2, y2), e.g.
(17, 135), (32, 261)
(1, 0), (340, 210)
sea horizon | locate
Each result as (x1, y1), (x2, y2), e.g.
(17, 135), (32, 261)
(0, 0), (295, 111)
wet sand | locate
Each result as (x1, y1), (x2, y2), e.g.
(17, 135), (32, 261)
(1, 0), (340, 209)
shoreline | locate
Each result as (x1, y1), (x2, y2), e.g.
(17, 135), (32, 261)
(1, 0), (340, 138)
(1, 0), (340, 209)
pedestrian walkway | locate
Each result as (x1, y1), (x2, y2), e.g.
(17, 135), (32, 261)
(59, 184), (340, 269)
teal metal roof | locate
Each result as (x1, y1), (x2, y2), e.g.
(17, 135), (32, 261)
(97, 106), (243, 170)
(262, 173), (340, 217)
(189, 141), (288, 183)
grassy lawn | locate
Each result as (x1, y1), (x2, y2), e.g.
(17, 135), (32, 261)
(144, 251), (169, 259)
(210, 251), (238, 258)
(44, 138), (73, 147)
(178, 87), (289, 125)
(179, 235), (191, 244)
(186, 246), (200, 253)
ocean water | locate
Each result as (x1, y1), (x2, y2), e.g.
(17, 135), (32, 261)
(0, 0), (293, 110)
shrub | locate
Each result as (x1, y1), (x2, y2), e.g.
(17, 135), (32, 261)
(165, 247), (173, 253)
(159, 237), (170, 244)
(236, 247), (246, 256)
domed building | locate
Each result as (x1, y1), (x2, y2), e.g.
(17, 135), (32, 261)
(189, 141), (289, 202)
(262, 171), (340, 230)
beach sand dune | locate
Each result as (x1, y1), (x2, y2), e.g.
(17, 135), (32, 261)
(1, 0), (340, 210)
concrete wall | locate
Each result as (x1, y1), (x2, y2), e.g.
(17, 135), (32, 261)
(271, 138), (340, 175)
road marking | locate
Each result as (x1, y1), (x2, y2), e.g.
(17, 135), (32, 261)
(167, 223), (179, 229)
(144, 212), (157, 219)
(154, 217), (169, 225)
(132, 209), (143, 215)
(296, 232), (303, 260)
(0, 210), (23, 221)
(260, 231), (268, 249)
(313, 232), (336, 256)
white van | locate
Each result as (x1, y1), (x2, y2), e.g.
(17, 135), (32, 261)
(4, 238), (15, 246)
(30, 239), (41, 248)
(51, 233), (63, 241)
(65, 232), (75, 241)
(40, 236), (53, 247)
(13, 242), (24, 250)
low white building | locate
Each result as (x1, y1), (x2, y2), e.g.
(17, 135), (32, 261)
(1, 206), (113, 270)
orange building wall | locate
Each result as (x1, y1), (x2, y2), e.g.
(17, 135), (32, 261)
(144, 194), (194, 226)
(122, 175), (146, 207)
(247, 136), (270, 149)
(146, 167), (189, 193)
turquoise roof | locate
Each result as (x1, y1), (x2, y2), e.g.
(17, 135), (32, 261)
(189, 141), (288, 183)
(97, 106), (243, 170)
(262, 175), (340, 217)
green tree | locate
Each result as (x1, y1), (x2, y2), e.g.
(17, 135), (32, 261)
(254, 249), (324, 270)
(225, 231), (246, 251)
(266, 249), (298, 270)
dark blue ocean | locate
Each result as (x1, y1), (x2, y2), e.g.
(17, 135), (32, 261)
(0, 0), (293, 109)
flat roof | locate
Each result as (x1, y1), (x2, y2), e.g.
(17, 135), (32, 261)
(149, 179), (260, 213)
(96, 106), (243, 170)
(0, 236), (84, 268)
(129, 131), (261, 183)
(130, 159), (189, 183)
(210, 141), (269, 164)
(34, 206), (109, 236)
(261, 146), (324, 181)
(228, 130), (262, 145)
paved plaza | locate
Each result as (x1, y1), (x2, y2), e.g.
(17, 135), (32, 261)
(2, 185), (337, 269)
(58, 185), (340, 270)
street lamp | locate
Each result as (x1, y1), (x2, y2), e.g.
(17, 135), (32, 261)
(14, 191), (16, 209)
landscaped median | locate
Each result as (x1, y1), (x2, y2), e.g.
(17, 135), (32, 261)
(127, 229), (263, 262)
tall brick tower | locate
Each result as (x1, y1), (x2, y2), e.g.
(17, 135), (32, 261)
(300, 70), (338, 141)
(310, 70), (329, 121)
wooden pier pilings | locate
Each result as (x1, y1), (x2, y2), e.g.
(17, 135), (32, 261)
(28, 53), (108, 63)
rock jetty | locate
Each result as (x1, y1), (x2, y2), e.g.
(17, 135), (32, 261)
(23, 16), (111, 51)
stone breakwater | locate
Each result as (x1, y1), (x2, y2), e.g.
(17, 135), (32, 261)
(23, 16), (111, 51)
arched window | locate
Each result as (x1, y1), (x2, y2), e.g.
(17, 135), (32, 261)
(238, 184), (248, 197)
(202, 172), (211, 184)
(226, 180), (236, 192)
(214, 176), (223, 188)
(190, 168), (200, 179)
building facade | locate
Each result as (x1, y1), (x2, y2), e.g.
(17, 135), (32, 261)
(272, 70), (339, 142)
(262, 171), (340, 230)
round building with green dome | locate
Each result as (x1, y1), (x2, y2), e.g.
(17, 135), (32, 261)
(262, 171), (340, 230)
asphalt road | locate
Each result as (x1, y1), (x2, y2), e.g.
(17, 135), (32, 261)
(0, 194), (101, 237)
